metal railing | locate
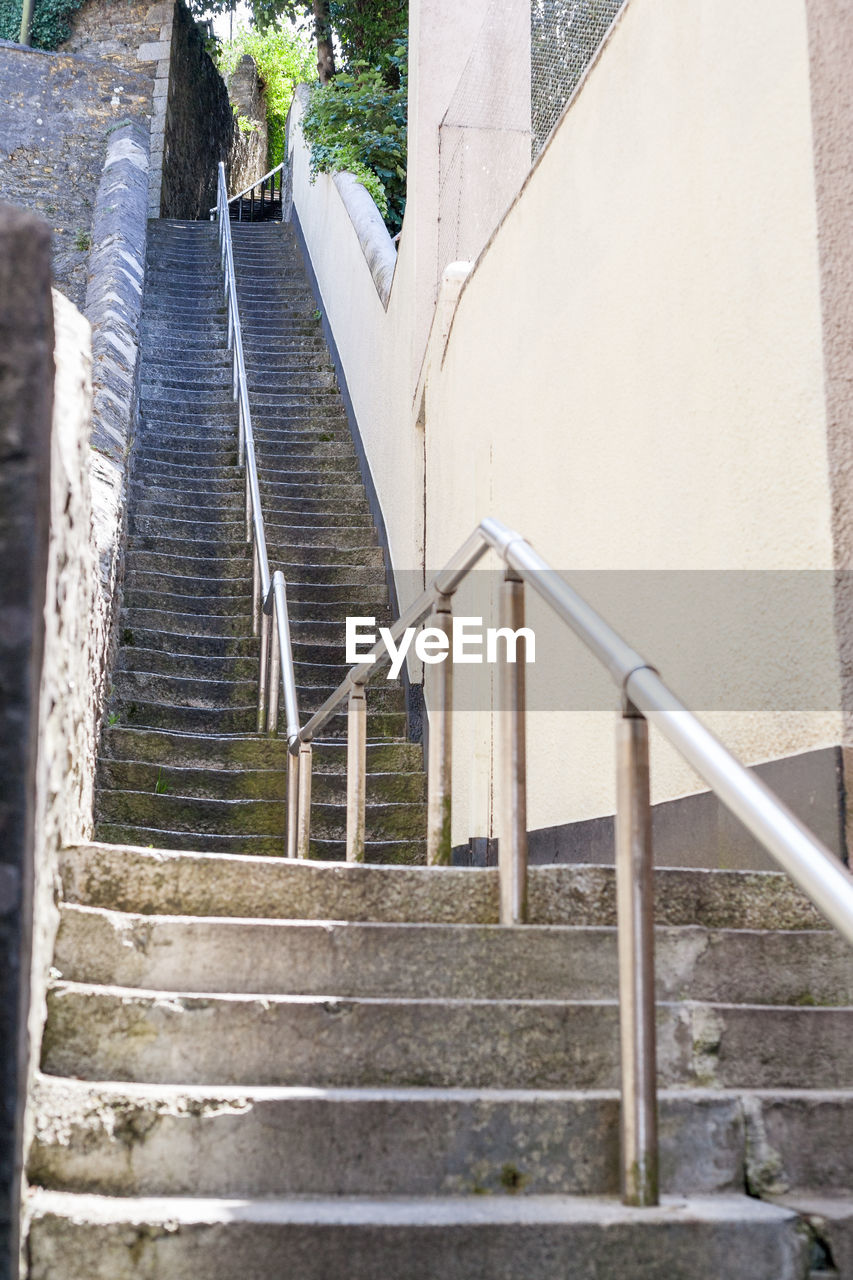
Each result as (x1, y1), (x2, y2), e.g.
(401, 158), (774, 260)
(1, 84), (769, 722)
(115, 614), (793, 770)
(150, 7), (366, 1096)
(284, 514), (853, 1207)
(210, 161), (286, 223)
(214, 161), (853, 1206)
(214, 162), (303, 857)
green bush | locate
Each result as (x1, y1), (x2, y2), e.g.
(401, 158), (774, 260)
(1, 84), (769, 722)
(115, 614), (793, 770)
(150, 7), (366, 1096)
(218, 23), (316, 167)
(300, 37), (407, 234)
(0, 0), (83, 48)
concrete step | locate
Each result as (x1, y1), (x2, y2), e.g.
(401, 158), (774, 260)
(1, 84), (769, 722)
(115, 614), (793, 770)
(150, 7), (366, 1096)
(95, 759), (425, 803)
(24, 1189), (810, 1280)
(93, 792), (421, 841)
(28, 1076), (853, 1201)
(106, 698), (406, 737)
(25, 1075), (752, 1199)
(59, 845), (830, 928)
(39, 983), (853, 1088)
(52, 908), (853, 1005)
(98, 729), (421, 773)
(92, 825), (424, 861)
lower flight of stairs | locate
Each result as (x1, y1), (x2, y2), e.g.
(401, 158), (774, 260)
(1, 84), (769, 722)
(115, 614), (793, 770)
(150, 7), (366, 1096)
(23, 843), (853, 1278)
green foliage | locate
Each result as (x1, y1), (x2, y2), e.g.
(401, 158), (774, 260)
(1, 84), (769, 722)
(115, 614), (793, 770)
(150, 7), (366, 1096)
(235, 112), (258, 134)
(0, 0), (83, 48)
(301, 37), (407, 234)
(328, 0), (407, 68)
(218, 22), (315, 166)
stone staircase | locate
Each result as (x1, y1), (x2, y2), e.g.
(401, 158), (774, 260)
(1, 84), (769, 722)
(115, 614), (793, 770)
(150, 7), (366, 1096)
(21, 220), (853, 1277)
(94, 219), (426, 863)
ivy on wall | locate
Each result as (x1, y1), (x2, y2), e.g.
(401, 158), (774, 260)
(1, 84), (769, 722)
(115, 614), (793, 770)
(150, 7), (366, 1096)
(0, 0), (83, 48)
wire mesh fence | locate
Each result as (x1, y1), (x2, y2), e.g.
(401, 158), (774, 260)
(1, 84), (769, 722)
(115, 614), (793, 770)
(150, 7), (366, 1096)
(436, 0), (626, 282)
(531, 0), (627, 157)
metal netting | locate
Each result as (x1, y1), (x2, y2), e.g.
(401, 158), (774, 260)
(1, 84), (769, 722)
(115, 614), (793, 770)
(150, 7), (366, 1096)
(436, 0), (626, 284)
(531, 0), (627, 156)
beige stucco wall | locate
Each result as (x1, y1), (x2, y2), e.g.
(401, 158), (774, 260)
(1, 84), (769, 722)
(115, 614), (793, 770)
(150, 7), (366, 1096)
(290, 0), (843, 846)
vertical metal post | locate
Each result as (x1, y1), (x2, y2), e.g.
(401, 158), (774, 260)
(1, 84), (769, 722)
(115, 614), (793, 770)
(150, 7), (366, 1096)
(297, 742), (313, 858)
(252, 540), (260, 637)
(615, 708), (659, 1207)
(498, 571), (528, 925)
(286, 747), (299, 859)
(245, 471), (252, 543)
(427, 594), (453, 865)
(238, 397), (245, 467)
(257, 605), (270, 733)
(268, 604), (281, 737)
(227, 295), (234, 350)
(346, 685), (367, 862)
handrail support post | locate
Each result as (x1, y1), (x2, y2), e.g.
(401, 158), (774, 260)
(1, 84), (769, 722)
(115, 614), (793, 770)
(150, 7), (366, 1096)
(286, 747), (299, 859)
(615, 703), (659, 1207)
(297, 742), (312, 859)
(427, 593), (453, 865)
(346, 685), (368, 862)
(498, 570), (528, 924)
(257, 607), (270, 733)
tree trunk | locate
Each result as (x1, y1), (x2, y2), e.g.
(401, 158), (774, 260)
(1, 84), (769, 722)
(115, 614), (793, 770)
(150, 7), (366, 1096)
(312, 0), (336, 83)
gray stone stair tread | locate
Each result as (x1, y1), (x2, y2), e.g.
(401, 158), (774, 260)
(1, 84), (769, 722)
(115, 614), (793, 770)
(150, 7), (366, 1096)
(59, 845), (829, 928)
(51, 905), (853, 1004)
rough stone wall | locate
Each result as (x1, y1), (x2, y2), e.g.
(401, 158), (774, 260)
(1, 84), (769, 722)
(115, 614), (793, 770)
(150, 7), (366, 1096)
(59, 0), (174, 215)
(0, 45), (150, 307)
(160, 0), (239, 218)
(0, 203), (54, 1280)
(228, 54), (269, 192)
(84, 121), (150, 735)
(59, 0), (164, 75)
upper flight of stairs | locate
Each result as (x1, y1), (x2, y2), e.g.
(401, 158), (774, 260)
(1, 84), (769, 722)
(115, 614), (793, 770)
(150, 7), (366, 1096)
(21, 219), (853, 1278)
(93, 218), (426, 863)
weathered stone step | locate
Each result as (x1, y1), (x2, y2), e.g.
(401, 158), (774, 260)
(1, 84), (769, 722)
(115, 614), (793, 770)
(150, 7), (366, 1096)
(51, 908), (853, 1006)
(140, 441), (355, 467)
(92, 825), (422, 860)
(128, 511), (376, 540)
(59, 845), (829, 930)
(106, 699), (406, 737)
(98, 730), (420, 773)
(25, 1188), (809, 1280)
(127, 529), (378, 565)
(130, 501), (374, 528)
(121, 588), (252, 618)
(116, 649), (355, 690)
(95, 760), (425, 804)
(115, 631), (339, 670)
(94, 792), (421, 840)
(40, 984), (853, 1088)
(112, 667), (402, 715)
(122, 587), (385, 620)
(32, 1075), (800, 1199)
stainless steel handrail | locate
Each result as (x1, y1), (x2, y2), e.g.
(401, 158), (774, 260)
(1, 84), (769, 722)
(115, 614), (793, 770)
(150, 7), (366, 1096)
(214, 162), (303, 857)
(286, 512), (853, 1207)
(210, 162), (286, 220)
(212, 167), (853, 1207)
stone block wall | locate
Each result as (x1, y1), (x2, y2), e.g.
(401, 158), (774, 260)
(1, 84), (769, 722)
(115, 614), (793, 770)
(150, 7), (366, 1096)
(159, 0), (237, 218)
(228, 54), (269, 193)
(0, 44), (150, 307)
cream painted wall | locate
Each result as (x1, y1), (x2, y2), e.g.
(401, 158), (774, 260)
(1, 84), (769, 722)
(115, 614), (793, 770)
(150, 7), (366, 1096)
(289, 0), (842, 846)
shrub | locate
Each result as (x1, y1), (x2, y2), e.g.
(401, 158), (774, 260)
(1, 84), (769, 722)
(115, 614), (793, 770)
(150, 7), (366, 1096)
(300, 37), (407, 234)
(0, 0), (83, 48)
